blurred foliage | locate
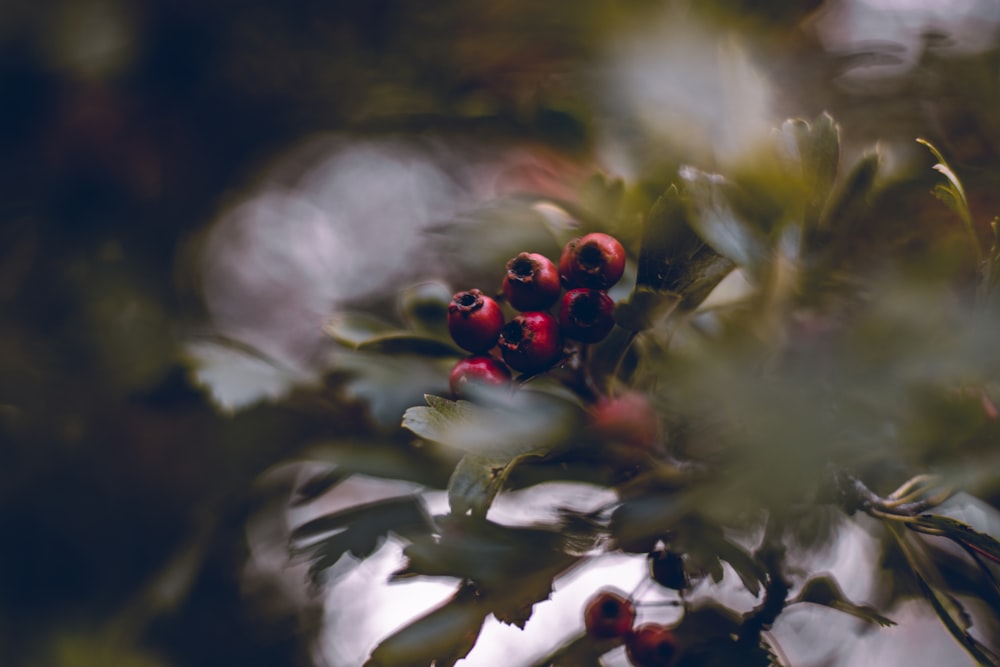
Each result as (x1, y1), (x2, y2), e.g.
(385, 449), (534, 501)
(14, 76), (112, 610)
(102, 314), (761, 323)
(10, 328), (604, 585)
(3, 1), (1000, 667)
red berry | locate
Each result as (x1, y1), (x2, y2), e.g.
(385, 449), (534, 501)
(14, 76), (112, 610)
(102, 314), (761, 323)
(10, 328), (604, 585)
(502, 252), (562, 311)
(583, 589), (636, 640)
(626, 624), (679, 667)
(498, 311), (563, 374)
(559, 288), (615, 343)
(590, 392), (660, 450)
(449, 356), (511, 397)
(448, 289), (504, 353)
(559, 232), (626, 289)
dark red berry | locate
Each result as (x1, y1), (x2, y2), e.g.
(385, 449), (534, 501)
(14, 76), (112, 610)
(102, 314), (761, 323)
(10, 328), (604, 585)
(626, 624), (679, 667)
(498, 311), (563, 374)
(559, 232), (626, 289)
(559, 288), (615, 343)
(448, 289), (504, 353)
(590, 392), (661, 450)
(502, 252), (562, 311)
(649, 549), (688, 591)
(583, 589), (636, 640)
(449, 356), (511, 397)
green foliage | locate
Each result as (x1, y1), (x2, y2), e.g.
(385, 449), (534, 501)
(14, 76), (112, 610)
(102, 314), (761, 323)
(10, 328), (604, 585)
(288, 113), (1000, 666)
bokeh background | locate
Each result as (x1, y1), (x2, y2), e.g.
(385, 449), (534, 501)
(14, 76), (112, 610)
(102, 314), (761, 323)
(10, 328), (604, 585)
(2, 1), (1000, 665)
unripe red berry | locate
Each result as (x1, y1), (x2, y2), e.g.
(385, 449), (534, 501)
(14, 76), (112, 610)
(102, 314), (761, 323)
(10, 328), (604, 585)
(590, 391), (660, 450)
(502, 252), (561, 311)
(449, 356), (511, 397)
(649, 549), (689, 591)
(498, 311), (563, 374)
(559, 232), (626, 289)
(626, 623), (679, 667)
(448, 289), (504, 353)
(559, 288), (615, 343)
(583, 589), (636, 640)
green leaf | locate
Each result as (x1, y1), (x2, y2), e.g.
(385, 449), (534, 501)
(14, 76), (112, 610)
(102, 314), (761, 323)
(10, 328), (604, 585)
(792, 574), (895, 627)
(324, 312), (399, 347)
(290, 495), (433, 584)
(447, 454), (520, 518)
(402, 392), (580, 460)
(363, 584), (488, 667)
(335, 352), (451, 428)
(780, 113), (840, 228)
(819, 148), (880, 233)
(680, 166), (767, 269)
(356, 333), (460, 357)
(713, 537), (767, 597)
(398, 281), (453, 337)
(614, 287), (680, 332)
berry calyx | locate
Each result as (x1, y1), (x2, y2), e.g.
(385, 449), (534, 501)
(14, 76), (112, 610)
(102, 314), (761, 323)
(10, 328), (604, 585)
(449, 356), (511, 397)
(559, 288), (616, 343)
(498, 311), (563, 374)
(626, 623), (679, 667)
(649, 549), (688, 591)
(502, 252), (562, 311)
(448, 289), (504, 353)
(559, 232), (626, 289)
(583, 589), (636, 640)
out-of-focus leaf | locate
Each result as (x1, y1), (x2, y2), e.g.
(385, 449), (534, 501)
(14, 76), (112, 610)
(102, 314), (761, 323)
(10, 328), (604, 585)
(363, 584), (487, 667)
(780, 113), (840, 228)
(395, 515), (574, 591)
(578, 173), (625, 226)
(529, 633), (617, 667)
(792, 574), (895, 626)
(609, 493), (687, 552)
(290, 495), (432, 583)
(447, 453), (522, 518)
(614, 287), (680, 332)
(398, 281), (453, 338)
(402, 392), (580, 460)
(291, 467), (348, 506)
(713, 536), (767, 597)
(324, 312), (399, 347)
(917, 138), (978, 258)
(680, 166), (768, 269)
(335, 352), (451, 428)
(888, 523), (1000, 667)
(910, 514), (1000, 565)
(819, 149), (880, 233)
(325, 311), (460, 356)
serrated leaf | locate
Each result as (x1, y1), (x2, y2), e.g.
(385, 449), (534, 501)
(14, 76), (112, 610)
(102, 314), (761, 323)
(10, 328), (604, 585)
(793, 574), (895, 626)
(680, 166), (767, 269)
(402, 392), (579, 460)
(324, 312), (399, 347)
(714, 537), (767, 597)
(363, 584), (487, 667)
(780, 113), (840, 228)
(447, 454), (520, 517)
(290, 495), (432, 583)
(820, 149), (879, 232)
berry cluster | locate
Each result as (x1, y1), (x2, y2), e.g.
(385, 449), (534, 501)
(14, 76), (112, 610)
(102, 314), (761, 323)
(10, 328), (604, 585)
(583, 589), (679, 666)
(447, 233), (626, 396)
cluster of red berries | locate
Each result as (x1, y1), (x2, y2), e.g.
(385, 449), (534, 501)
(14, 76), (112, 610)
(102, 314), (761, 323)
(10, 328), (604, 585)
(447, 233), (626, 395)
(584, 589), (679, 666)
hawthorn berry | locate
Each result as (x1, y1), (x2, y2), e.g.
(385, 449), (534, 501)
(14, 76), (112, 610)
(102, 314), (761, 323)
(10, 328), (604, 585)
(502, 252), (561, 311)
(559, 232), (626, 289)
(448, 289), (504, 353)
(626, 623), (679, 667)
(583, 589), (636, 640)
(649, 549), (688, 591)
(559, 288), (615, 343)
(498, 311), (563, 374)
(449, 356), (511, 396)
(590, 391), (661, 450)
